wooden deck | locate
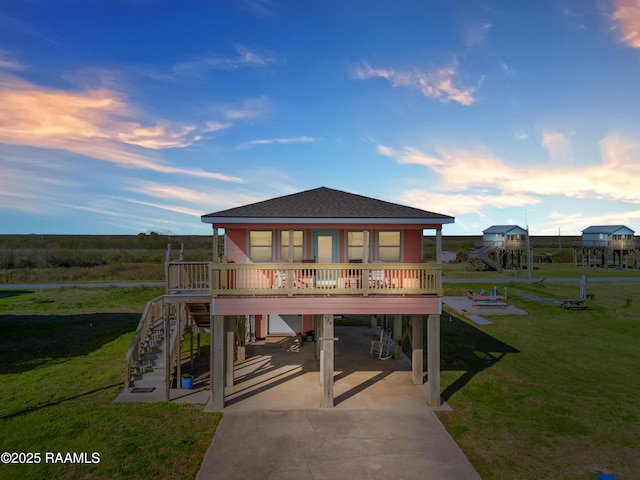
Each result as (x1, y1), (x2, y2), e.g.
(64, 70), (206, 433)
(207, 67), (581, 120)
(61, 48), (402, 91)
(165, 261), (443, 297)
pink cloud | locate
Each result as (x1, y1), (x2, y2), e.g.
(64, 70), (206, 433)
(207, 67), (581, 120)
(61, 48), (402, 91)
(612, 0), (640, 48)
(353, 61), (476, 105)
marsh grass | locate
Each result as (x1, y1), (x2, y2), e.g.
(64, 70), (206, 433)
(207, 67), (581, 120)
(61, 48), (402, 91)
(439, 281), (640, 480)
(0, 287), (220, 480)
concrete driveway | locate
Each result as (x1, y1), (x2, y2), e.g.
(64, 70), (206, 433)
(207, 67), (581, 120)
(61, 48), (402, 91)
(196, 325), (481, 480)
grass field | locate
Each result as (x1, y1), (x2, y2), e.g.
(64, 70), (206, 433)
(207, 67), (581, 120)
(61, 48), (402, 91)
(438, 279), (640, 480)
(0, 287), (221, 480)
(1, 255), (639, 479)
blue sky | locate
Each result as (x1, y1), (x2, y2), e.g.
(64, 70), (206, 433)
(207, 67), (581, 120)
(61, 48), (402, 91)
(2, 0), (640, 236)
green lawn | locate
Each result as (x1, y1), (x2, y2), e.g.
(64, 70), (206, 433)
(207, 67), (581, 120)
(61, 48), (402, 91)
(438, 280), (640, 480)
(1, 269), (639, 479)
(0, 287), (221, 480)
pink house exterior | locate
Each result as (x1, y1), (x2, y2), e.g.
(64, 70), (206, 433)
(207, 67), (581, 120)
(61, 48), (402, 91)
(165, 187), (454, 409)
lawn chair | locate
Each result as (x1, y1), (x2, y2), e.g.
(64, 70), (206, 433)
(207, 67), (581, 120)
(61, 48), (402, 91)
(370, 328), (393, 360)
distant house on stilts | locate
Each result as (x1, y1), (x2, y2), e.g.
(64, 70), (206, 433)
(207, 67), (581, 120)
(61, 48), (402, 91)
(573, 225), (638, 268)
(468, 225), (528, 271)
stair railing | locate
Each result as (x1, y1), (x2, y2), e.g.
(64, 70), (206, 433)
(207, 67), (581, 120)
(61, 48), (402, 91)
(124, 295), (165, 388)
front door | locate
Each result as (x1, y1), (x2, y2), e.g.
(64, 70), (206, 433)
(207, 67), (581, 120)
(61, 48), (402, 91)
(312, 230), (339, 263)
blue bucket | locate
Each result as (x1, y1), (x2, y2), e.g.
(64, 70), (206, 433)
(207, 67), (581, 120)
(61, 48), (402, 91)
(181, 375), (194, 389)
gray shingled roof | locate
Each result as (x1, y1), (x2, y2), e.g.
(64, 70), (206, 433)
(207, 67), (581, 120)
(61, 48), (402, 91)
(201, 187), (454, 224)
(483, 225), (527, 234)
(582, 225), (634, 234)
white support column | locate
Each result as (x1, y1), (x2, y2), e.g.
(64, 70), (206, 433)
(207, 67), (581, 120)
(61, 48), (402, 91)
(411, 314), (424, 385)
(213, 227), (219, 262)
(363, 230), (370, 292)
(393, 314), (403, 360)
(363, 230), (370, 263)
(212, 227), (220, 292)
(212, 315), (225, 410)
(436, 228), (443, 288)
(427, 314), (441, 406)
(321, 314), (334, 408)
(287, 229), (294, 288)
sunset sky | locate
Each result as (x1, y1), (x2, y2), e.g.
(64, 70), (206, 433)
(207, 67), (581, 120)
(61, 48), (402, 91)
(2, 0), (640, 236)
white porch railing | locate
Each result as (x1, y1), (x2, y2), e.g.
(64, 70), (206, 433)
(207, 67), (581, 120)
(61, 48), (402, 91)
(165, 261), (442, 296)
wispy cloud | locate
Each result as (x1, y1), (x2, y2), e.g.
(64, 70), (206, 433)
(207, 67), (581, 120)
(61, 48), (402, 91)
(168, 45), (281, 78)
(378, 134), (640, 213)
(464, 22), (492, 47)
(542, 131), (573, 164)
(123, 179), (275, 215)
(237, 136), (314, 149)
(612, 0), (640, 48)
(352, 61), (476, 105)
(0, 151), (84, 214)
(0, 50), (26, 71)
(399, 189), (539, 216)
(214, 96), (273, 121)
(0, 72), (244, 182)
(237, 0), (274, 16)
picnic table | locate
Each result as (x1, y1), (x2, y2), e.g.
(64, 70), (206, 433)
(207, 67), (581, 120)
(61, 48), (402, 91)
(561, 299), (590, 310)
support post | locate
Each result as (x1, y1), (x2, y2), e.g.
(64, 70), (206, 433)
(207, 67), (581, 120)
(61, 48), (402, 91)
(164, 303), (171, 401)
(427, 314), (441, 406)
(287, 230), (294, 290)
(212, 315), (225, 409)
(362, 230), (370, 293)
(177, 304), (182, 386)
(314, 315), (321, 360)
(225, 316), (234, 387)
(393, 314), (403, 360)
(212, 228), (220, 293)
(411, 314), (423, 385)
(316, 315), (325, 385)
(321, 314), (334, 408)
(436, 229), (443, 287)
(209, 311), (214, 403)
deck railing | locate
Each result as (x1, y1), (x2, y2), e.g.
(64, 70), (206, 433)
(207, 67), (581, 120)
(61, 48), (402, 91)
(480, 240), (526, 250)
(573, 240), (637, 249)
(166, 261), (442, 296)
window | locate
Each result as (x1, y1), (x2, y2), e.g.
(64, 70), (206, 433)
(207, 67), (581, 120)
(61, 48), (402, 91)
(347, 231), (364, 261)
(378, 231), (401, 262)
(280, 230), (304, 261)
(249, 231), (273, 262)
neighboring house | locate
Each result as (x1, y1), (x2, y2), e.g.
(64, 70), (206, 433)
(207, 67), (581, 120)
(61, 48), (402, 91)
(468, 225), (527, 271)
(573, 225), (638, 268)
(481, 225), (527, 248)
(125, 187), (454, 409)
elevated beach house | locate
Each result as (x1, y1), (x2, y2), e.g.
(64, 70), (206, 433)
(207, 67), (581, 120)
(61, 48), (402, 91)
(125, 187), (454, 409)
(468, 225), (527, 271)
(573, 225), (638, 268)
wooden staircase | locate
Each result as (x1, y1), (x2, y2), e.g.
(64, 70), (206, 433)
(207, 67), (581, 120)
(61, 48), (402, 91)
(186, 302), (210, 328)
(125, 298), (207, 393)
(468, 243), (502, 271)
(127, 314), (181, 391)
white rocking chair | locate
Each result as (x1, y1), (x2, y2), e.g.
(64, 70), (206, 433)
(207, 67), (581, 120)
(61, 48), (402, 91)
(370, 329), (393, 360)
